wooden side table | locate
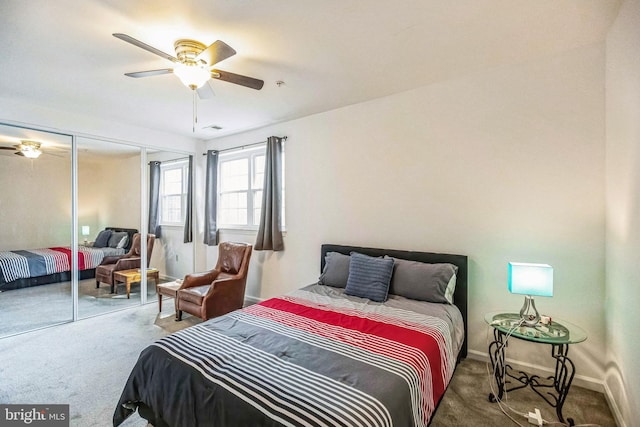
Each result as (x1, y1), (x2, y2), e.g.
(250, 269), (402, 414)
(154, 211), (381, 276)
(485, 312), (587, 426)
(156, 281), (181, 314)
(113, 268), (160, 299)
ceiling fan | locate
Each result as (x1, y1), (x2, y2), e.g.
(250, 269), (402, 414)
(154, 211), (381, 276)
(0, 140), (45, 158)
(113, 33), (264, 98)
(0, 140), (67, 159)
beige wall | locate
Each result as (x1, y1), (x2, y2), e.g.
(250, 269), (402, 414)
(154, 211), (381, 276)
(78, 155), (141, 238)
(0, 151), (72, 250)
(210, 43), (607, 387)
(0, 145), (142, 253)
(605, 1), (640, 426)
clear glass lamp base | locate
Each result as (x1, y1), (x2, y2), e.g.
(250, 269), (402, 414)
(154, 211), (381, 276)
(519, 295), (540, 327)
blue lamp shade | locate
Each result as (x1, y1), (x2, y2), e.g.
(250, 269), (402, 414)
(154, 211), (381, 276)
(81, 226), (90, 237)
(508, 262), (553, 297)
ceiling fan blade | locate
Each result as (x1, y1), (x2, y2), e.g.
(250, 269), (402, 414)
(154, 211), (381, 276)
(0, 146), (15, 150)
(196, 40), (236, 67)
(211, 69), (264, 90)
(125, 69), (173, 78)
(113, 33), (178, 63)
(196, 82), (216, 99)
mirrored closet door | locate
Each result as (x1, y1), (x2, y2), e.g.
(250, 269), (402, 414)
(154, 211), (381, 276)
(0, 123), (73, 337)
(77, 137), (143, 318)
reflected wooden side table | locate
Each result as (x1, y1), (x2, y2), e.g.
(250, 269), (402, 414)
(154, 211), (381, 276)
(485, 312), (587, 426)
(113, 268), (160, 299)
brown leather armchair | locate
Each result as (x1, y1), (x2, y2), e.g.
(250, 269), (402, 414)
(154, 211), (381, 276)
(176, 242), (252, 321)
(95, 233), (156, 293)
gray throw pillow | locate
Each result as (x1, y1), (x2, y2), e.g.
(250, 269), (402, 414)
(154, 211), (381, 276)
(386, 256), (458, 304)
(344, 252), (394, 302)
(93, 230), (112, 248)
(108, 231), (128, 248)
(318, 252), (351, 288)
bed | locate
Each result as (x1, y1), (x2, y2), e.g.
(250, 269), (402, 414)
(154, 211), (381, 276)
(113, 244), (468, 427)
(0, 227), (138, 291)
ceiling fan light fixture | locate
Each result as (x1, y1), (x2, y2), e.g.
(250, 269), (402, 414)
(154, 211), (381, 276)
(174, 63), (210, 90)
(18, 141), (42, 158)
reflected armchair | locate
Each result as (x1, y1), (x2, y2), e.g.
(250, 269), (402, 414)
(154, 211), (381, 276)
(95, 233), (156, 293)
(176, 242), (252, 321)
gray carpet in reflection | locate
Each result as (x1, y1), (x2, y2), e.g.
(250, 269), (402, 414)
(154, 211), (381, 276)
(0, 278), (160, 337)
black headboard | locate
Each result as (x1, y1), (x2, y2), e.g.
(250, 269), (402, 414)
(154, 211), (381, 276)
(105, 227), (138, 251)
(321, 244), (468, 360)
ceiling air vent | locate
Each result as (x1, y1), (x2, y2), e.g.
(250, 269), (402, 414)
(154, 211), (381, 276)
(203, 125), (223, 131)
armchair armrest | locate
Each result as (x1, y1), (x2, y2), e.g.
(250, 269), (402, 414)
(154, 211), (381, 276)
(202, 277), (247, 318)
(114, 256), (141, 271)
(181, 269), (221, 290)
(99, 255), (123, 266)
(204, 277), (245, 302)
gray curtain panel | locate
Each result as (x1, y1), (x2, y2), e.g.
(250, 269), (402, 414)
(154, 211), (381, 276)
(203, 150), (218, 246)
(148, 161), (162, 238)
(255, 136), (284, 251)
(183, 155), (193, 243)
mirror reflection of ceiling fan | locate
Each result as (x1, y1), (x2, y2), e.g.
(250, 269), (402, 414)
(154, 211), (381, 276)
(113, 33), (264, 99)
(0, 140), (65, 159)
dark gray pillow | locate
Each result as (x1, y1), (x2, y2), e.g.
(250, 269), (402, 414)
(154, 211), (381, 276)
(93, 230), (112, 248)
(344, 252), (394, 302)
(386, 256), (458, 304)
(108, 231), (128, 248)
(318, 252), (351, 288)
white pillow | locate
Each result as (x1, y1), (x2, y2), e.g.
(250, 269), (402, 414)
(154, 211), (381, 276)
(116, 235), (129, 249)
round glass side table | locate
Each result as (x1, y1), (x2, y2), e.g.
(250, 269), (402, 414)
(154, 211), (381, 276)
(484, 312), (587, 426)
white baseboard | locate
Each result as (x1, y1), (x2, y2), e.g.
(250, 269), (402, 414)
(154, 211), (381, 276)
(467, 350), (604, 393)
(603, 380), (627, 427)
(244, 295), (264, 305)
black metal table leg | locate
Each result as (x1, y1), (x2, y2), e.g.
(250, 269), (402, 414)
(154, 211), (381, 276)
(488, 336), (577, 424)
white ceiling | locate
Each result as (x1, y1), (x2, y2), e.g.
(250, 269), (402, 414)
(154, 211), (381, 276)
(0, 0), (621, 140)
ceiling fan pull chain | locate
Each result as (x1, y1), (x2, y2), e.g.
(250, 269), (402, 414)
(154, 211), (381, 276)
(192, 90), (197, 133)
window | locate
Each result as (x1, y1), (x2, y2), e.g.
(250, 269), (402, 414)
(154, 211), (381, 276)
(160, 160), (188, 225)
(218, 145), (284, 229)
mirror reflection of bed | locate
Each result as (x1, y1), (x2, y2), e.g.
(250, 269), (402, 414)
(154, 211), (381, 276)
(0, 123), (195, 338)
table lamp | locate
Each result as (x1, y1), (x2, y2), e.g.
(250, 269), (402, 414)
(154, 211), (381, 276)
(508, 262), (553, 327)
(81, 226), (90, 245)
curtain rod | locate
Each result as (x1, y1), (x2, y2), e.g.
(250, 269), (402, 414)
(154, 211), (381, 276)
(148, 156), (190, 165)
(202, 136), (287, 156)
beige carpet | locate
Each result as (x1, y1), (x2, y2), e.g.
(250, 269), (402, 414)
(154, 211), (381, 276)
(0, 302), (616, 427)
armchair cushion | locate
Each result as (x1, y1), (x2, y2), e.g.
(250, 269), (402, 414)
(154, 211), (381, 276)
(178, 286), (210, 305)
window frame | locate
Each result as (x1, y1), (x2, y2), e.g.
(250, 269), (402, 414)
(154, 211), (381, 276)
(217, 144), (285, 231)
(159, 160), (189, 227)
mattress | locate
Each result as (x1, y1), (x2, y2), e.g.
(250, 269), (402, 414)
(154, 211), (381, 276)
(113, 283), (464, 427)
